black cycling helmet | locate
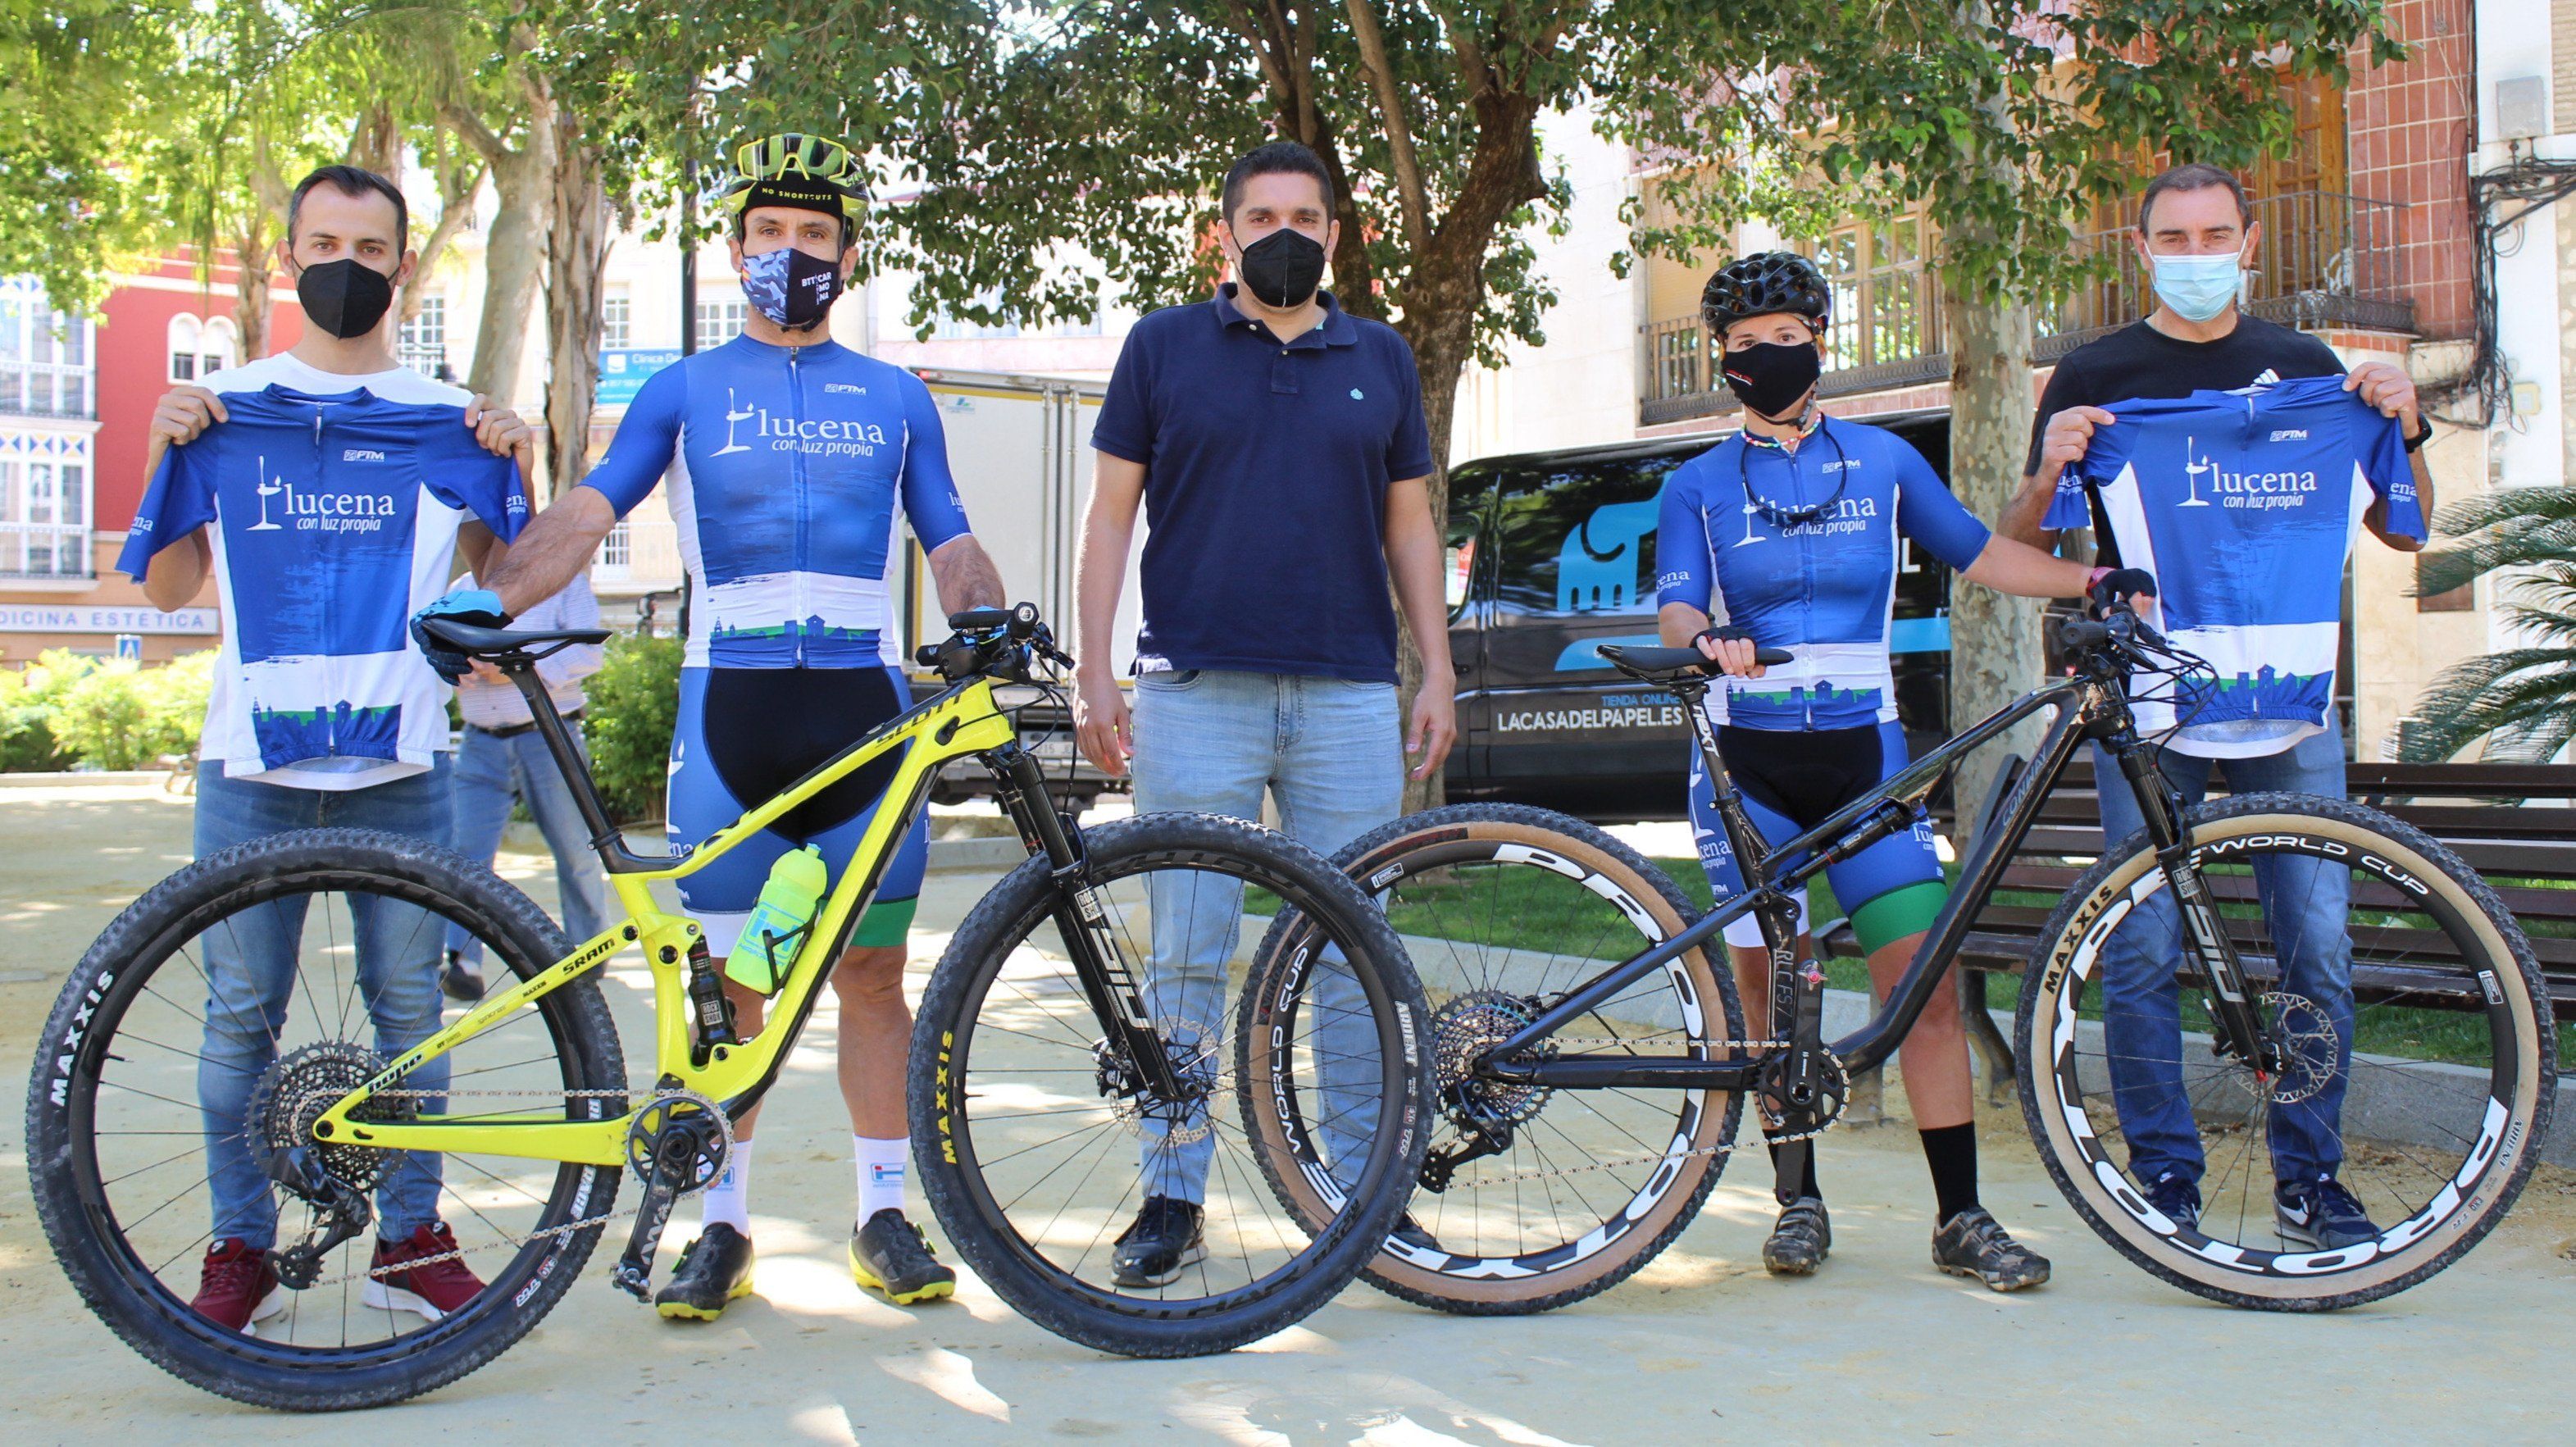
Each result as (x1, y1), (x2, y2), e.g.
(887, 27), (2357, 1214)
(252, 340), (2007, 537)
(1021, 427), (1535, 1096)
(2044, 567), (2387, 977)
(1700, 251), (1832, 340)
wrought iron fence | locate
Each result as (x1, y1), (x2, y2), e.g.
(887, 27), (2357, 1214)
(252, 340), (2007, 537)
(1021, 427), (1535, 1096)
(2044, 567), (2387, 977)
(0, 362), (93, 421)
(1641, 189), (2414, 427)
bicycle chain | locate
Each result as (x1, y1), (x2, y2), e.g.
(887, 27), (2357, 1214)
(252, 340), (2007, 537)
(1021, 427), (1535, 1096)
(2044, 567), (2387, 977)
(1438, 1040), (1837, 1193)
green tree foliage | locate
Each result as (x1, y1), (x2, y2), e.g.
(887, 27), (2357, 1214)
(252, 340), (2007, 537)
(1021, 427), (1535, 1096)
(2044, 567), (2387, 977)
(0, 0), (198, 308)
(2, 650), (214, 771)
(583, 630), (683, 823)
(2401, 488), (2576, 763)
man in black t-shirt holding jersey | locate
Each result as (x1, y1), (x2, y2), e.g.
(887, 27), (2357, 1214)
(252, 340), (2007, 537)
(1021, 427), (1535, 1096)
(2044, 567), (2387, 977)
(1996, 163), (2433, 1251)
(1999, 163), (2431, 551)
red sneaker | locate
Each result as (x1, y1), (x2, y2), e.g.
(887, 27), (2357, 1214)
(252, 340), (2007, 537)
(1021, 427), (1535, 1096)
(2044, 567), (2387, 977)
(362, 1223), (485, 1322)
(191, 1238), (287, 1333)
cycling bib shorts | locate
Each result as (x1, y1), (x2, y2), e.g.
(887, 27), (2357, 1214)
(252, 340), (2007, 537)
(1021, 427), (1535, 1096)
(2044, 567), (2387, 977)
(1688, 718), (1946, 953)
(667, 664), (928, 954)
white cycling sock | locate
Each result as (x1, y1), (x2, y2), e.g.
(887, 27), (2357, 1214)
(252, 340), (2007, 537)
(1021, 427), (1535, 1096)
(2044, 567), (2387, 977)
(700, 1137), (754, 1235)
(857, 1135), (908, 1221)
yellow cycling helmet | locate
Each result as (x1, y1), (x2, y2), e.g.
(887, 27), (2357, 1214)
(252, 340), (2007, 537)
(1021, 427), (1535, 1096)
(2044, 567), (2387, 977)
(717, 132), (871, 234)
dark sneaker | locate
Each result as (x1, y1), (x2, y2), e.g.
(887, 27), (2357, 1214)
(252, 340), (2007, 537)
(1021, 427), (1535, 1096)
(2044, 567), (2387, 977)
(363, 1222), (485, 1321)
(655, 1222), (757, 1321)
(1111, 1195), (1207, 1287)
(440, 952), (485, 1004)
(1932, 1206), (2051, 1291)
(191, 1238), (287, 1334)
(849, 1208), (957, 1304)
(2144, 1171), (2202, 1233)
(1761, 1195), (1831, 1276)
(2276, 1173), (2378, 1251)
(1389, 1213), (1438, 1254)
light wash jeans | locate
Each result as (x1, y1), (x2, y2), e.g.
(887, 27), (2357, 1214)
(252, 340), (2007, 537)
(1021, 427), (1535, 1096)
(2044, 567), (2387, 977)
(1129, 669), (1403, 1205)
(2092, 718), (2355, 1187)
(444, 723), (611, 965)
(194, 759), (454, 1247)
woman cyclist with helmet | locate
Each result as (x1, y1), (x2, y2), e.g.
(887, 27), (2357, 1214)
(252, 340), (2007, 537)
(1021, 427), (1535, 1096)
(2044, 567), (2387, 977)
(1656, 252), (2150, 1290)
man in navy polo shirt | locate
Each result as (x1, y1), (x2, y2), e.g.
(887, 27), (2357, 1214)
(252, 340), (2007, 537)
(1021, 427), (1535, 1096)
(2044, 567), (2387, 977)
(1072, 139), (1457, 1286)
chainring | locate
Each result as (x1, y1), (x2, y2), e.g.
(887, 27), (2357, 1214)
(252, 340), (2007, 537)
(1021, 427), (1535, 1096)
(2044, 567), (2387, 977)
(624, 1089), (732, 1196)
(248, 1041), (416, 1193)
(1755, 1047), (1850, 1134)
(1431, 990), (1555, 1129)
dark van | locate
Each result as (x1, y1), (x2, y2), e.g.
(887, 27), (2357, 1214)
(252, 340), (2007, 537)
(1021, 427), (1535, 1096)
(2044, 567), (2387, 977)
(1440, 411), (1958, 822)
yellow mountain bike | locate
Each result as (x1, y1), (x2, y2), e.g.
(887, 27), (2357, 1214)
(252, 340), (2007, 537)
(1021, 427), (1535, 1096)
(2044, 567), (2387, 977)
(29, 605), (1431, 1409)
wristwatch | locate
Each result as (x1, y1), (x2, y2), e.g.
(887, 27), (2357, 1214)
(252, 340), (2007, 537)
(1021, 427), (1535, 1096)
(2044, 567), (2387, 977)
(2402, 418), (2431, 453)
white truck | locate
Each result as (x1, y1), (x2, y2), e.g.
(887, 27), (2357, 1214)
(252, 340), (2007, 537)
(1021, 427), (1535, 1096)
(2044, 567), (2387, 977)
(890, 367), (1137, 808)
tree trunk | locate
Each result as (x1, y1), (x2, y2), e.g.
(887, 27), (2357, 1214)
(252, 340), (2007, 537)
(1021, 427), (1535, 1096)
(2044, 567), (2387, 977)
(1941, 273), (2038, 853)
(467, 143), (552, 407)
(230, 207), (273, 360)
(542, 126), (610, 504)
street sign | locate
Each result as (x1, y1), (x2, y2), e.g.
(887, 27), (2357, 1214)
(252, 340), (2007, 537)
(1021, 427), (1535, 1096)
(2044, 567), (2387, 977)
(114, 634), (142, 660)
(597, 348), (683, 407)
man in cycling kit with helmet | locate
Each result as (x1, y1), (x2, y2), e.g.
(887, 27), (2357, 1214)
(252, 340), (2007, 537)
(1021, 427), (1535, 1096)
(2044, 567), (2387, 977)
(413, 132), (1008, 1322)
(1657, 252), (2150, 1290)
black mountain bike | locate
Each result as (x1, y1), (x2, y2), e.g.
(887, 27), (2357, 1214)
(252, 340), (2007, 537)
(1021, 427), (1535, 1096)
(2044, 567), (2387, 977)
(1249, 607), (2554, 1313)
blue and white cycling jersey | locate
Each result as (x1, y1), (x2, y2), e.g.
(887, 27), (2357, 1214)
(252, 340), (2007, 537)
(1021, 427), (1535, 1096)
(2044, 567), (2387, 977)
(120, 361), (530, 788)
(582, 334), (972, 668)
(2046, 374), (2421, 757)
(1654, 416), (1991, 730)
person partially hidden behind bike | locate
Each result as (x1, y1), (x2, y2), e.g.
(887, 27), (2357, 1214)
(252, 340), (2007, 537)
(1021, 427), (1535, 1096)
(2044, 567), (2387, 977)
(1657, 252), (2147, 1290)
(414, 131), (1008, 1322)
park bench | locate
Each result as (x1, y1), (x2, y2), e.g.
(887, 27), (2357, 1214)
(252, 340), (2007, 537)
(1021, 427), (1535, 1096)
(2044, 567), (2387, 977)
(1818, 756), (2576, 1106)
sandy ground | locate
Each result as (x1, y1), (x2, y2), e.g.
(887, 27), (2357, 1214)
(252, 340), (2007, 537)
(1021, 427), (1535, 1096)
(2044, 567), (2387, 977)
(3, 781), (2573, 1444)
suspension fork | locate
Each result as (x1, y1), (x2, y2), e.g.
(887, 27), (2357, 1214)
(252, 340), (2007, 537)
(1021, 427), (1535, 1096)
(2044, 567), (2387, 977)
(2103, 721), (2281, 1073)
(987, 744), (1186, 1095)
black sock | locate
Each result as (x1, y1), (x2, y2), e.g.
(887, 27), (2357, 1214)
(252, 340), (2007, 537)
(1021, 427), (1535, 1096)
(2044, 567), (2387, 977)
(1764, 1135), (1822, 1200)
(1919, 1123), (1978, 1225)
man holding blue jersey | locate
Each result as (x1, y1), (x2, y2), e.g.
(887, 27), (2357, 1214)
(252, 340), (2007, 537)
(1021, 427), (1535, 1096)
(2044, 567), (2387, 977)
(421, 132), (1008, 1321)
(1071, 140), (1457, 1285)
(125, 164), (535, 1335)
(2000, 164), (2433, 1252)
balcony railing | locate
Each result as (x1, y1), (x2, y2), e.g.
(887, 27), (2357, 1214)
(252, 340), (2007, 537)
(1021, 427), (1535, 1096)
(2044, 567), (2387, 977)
(1641, 189), (2415, 427)
(0, 362), (94, 421)
(0, 522), (92, 579)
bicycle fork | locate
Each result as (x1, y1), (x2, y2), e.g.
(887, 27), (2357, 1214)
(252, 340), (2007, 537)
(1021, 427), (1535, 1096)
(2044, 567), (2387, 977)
(2111, 741), (2282, 1075)
(990, 747), (1186, 1099)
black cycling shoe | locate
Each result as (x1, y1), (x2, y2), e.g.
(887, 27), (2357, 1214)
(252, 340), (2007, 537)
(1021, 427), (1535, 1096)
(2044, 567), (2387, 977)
(849, 1208), (957, 1304)
(1762, 1195), (1832, 1276)
(2145, 1171), (2202, 1233)
(439, 951), (485, 1004)
(654, 1222), (756, 1320)
(1931, 1206), (2050, 1291)
(1390, 1213), (1438, 1253)
(1111, 1195), (1207, 1287)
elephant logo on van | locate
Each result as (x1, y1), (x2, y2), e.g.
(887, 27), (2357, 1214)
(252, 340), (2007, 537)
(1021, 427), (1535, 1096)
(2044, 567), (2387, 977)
(1556, 496), (1661, 612)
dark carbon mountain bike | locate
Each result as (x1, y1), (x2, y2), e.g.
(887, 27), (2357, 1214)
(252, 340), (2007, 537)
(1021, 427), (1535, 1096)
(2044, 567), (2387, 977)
(1249, 605), (2553, 1313)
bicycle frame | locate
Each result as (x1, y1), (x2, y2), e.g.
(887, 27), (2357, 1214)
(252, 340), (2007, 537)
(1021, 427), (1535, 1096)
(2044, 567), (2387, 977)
(312, 666), (1022, 1168)
(1476, 667), (2148, 1092)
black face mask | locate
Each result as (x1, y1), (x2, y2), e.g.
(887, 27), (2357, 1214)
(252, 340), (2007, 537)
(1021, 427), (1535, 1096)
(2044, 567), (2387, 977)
(743, 243), (844, 331)
(1720, 340), (1823, 421)
(1237, 226), (1327, 308)
(296, 257), (398, 340)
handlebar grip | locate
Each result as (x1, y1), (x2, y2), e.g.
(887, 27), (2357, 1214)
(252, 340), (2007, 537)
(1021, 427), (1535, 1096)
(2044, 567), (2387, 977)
(948, 607), (1014, 633)
(1752, 646), (1792, 667)
(2059, 618), (2111, 651)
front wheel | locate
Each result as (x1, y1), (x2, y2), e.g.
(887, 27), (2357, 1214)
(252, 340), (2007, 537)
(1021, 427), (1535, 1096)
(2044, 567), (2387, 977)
(2017, 794), (2555, 1309)
(909, 812), (1432, 1357)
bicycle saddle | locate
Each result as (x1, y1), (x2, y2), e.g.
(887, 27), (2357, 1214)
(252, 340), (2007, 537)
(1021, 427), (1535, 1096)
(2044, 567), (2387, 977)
(418, 617), (612, 658)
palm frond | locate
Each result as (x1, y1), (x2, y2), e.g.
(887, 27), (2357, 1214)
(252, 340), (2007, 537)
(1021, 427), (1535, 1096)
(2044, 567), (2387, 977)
(2398, 645), (2576, 762)
(2414, 512), (2576, 598)
(2428, 486), (2576, 537)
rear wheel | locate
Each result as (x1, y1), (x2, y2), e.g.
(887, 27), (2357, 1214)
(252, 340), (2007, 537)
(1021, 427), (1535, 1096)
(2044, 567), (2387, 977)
(2017, 794), (2554, 1309)
(27, 828), (626, 1410)
(909, 812), (1432, 1357)
(1245, 805), (1746, 1314)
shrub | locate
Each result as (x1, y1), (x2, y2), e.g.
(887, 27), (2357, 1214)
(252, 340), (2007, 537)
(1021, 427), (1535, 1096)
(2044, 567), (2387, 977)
(0, 664), (74, 771)
(583, 630), (682, 823)
(47, 648), (214, 770)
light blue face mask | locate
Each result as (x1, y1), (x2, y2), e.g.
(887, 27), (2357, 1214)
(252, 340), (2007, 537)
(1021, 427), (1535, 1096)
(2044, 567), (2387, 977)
(2148, 251), (2244, 323)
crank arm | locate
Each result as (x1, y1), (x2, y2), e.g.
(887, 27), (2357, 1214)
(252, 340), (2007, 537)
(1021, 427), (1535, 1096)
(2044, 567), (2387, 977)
(611, 1171), (679, 1301)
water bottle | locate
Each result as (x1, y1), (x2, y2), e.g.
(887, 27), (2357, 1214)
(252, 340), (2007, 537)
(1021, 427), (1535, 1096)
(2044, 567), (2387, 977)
(724, 845), (830, 994)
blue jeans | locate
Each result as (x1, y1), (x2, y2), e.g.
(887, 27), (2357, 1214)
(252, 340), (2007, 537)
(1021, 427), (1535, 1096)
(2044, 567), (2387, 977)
(195, 760), (455, 1247)
(2092, 719), (2354, 1187)
(444, 724), (611, 964)
(1129, 670), (1403, 1205)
